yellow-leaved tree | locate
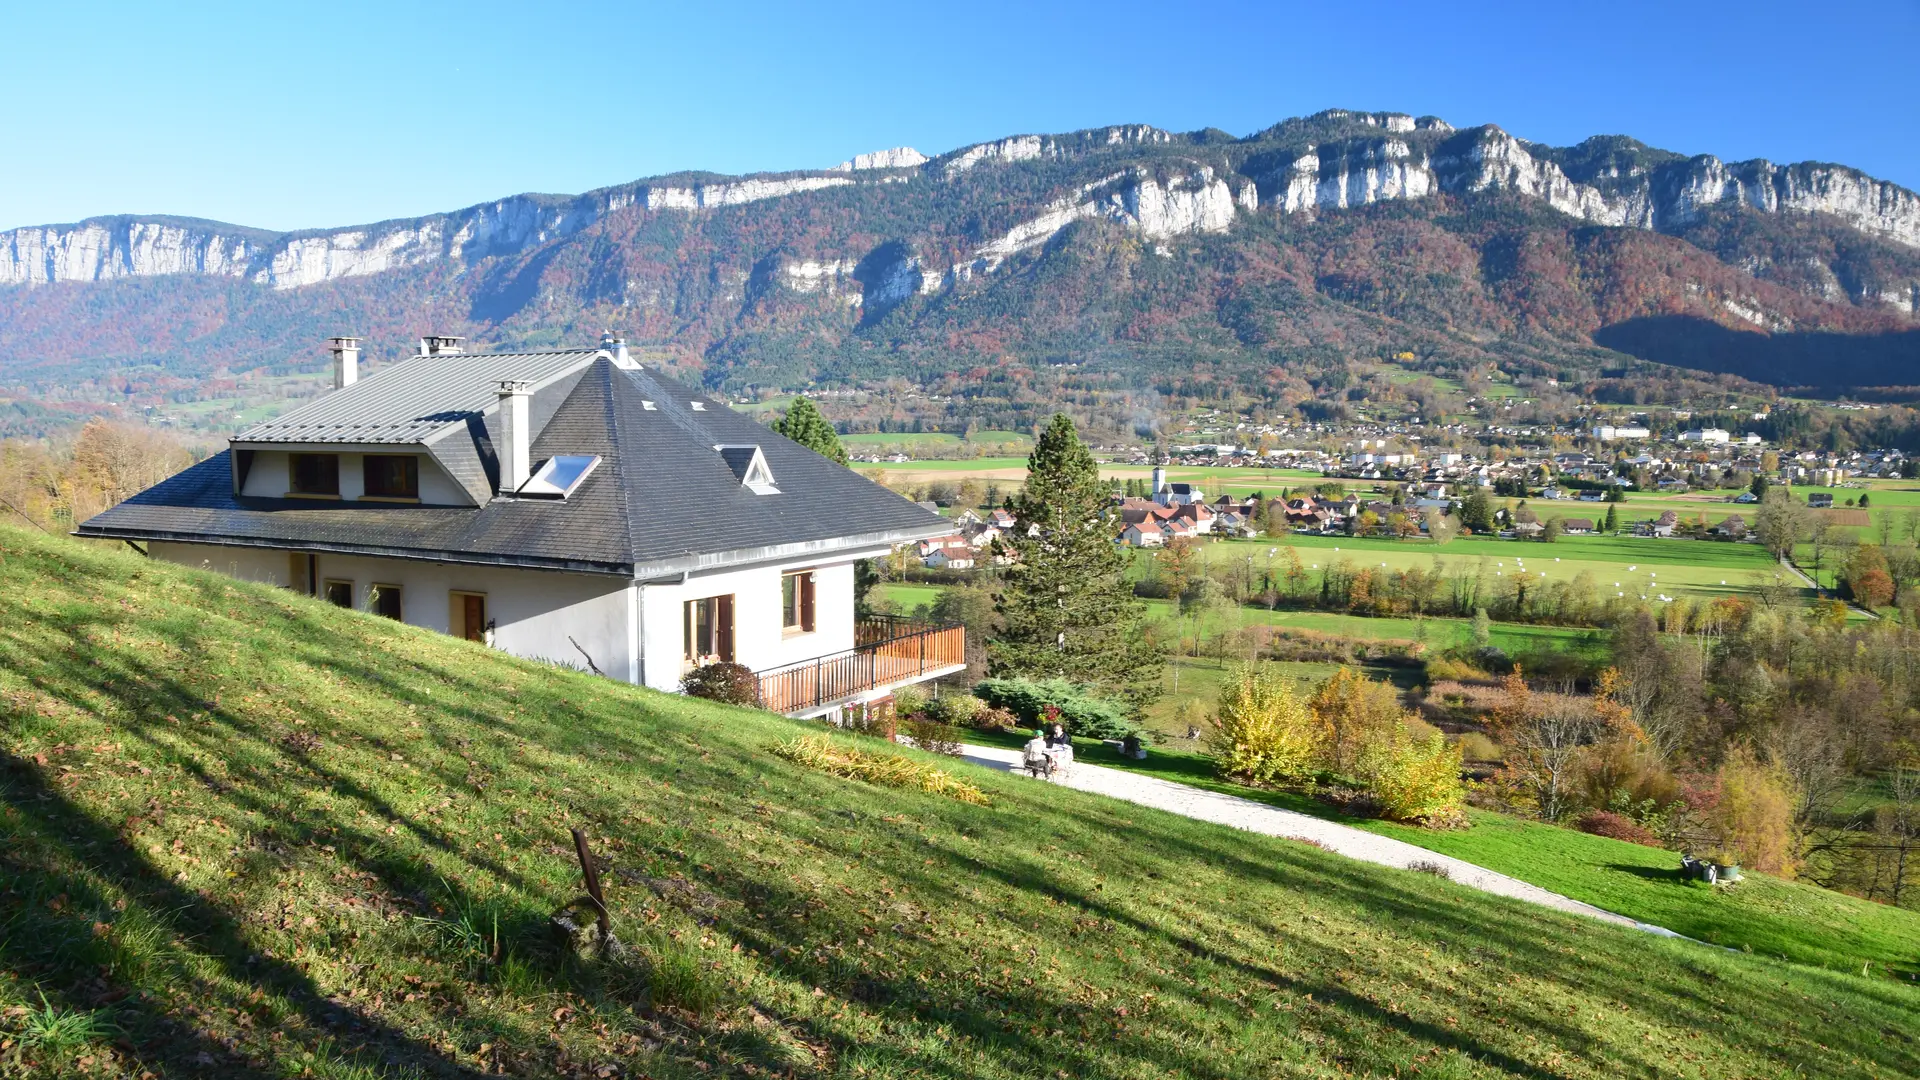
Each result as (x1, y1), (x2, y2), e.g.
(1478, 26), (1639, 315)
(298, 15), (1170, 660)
(1309, 666), (1406, 776)
(1208, 663), (1321, 784)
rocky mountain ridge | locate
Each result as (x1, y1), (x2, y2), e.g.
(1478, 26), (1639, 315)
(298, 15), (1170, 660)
(4, 108), (1919, 432)
(5, 110), (1916, 309)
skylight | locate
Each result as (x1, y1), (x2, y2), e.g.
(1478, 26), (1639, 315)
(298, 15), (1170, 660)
(518, 454), (602, 498)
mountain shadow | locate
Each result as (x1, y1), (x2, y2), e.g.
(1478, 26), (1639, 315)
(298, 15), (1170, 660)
(1594, 316), (1920, 391)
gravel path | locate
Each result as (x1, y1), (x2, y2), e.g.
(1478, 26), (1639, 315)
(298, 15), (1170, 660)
(963, 743), (1684, 937)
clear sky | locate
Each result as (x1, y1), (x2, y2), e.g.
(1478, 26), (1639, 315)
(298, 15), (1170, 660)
(3, 0), (1916, 233)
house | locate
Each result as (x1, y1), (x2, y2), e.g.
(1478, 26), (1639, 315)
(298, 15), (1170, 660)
(1561, 518), (1595, 535)
(1678, 428), (1731, 444)
(1715, 515), (1748, 539)
(1733, 491), (1760, 504)
(1166, 501), (1215, 535)
(1808, 493), (1834, 509)
(922, 548), (974, 570)
(76, 335), (962, 719)
(988, 508), (1017, 529)
(919, 535), (975, 569)
(1592, 425), (1651, 441)
(1510, 521), (1545, 538)
(1120, 519), (1166, 547)
(1650, 510), (1680, 537)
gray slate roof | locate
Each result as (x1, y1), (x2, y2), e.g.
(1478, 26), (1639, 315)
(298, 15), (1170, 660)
(234, 349), (601, 445)
(79, 355), (948, 577)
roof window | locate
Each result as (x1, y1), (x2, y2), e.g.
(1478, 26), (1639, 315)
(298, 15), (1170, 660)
(518, 454), (602, 498)
(715, 445), (779, 494)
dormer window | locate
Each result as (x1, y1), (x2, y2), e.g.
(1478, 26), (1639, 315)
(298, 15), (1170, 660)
(289, 453), (340, 497)
(715, 445), (779, 494)
(518, 454), (601, 498)
(363, 455), (420, 500)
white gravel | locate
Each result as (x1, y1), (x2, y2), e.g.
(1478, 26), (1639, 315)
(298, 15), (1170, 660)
(963, 743), (1683, 936)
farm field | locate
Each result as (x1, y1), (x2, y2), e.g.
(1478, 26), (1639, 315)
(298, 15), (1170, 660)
(841, 430), (1032, 455)
(1164, 533), (1788, 603)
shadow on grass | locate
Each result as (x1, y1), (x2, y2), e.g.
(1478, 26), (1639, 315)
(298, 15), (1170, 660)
(0, 752), (484, 1078)
(1606, 863), (1691, 884)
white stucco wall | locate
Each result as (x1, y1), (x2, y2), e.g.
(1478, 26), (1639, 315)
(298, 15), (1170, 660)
(148, 542), (632, 679)
(634, 558), (858, 692)
(237, 449), (470, 505)
(145, 542), (867, 693)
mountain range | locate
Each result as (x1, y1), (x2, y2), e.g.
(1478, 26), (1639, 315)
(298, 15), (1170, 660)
(4, 108), (1919, 436)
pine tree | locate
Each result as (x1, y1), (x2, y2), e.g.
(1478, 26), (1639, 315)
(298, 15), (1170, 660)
(1602, 504), (1618, 533)
(992, 414), (1162, 703)
(770, 397), (849, 466)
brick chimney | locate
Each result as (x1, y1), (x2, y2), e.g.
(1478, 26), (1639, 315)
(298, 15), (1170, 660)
(420, 335), (465, 356)
(497, 380), (531, 494)
(329, 336), (360, 390)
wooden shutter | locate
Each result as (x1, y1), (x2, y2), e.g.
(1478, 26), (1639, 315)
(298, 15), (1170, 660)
(716, 594), (735, 662)
(800, 572), (815, 632)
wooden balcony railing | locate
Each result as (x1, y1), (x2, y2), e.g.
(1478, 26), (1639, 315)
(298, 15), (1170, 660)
(756, 617), (966, 715)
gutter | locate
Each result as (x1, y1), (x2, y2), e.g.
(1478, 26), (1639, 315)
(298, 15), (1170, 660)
(71, 518), (951, 582)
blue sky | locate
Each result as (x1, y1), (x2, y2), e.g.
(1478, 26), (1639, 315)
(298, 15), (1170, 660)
(3, 0), (1916, 232)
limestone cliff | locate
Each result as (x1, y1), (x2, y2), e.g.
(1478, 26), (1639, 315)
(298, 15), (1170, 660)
(3, 109), (1916, 304)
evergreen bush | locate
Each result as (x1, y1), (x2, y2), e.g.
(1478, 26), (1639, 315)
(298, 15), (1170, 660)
(972, 677), (1142, 742)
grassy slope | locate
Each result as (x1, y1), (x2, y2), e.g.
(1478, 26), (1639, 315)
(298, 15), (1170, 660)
(2, 527), (1917, 1079)
(966, 735), (1920, 979)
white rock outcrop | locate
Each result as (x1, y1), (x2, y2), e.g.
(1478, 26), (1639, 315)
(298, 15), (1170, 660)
(830, 147), (927, 171)
(858, 164), (1245, 305)
(0, 221), (258, 285)
(642, 175), (853, 210)
(1244, 124), (1920, 253)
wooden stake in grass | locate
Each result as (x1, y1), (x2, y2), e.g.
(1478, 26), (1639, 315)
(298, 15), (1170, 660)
(570, 827), (618, 954)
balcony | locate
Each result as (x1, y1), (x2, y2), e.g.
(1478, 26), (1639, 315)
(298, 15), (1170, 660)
(755, 615), (967, 716)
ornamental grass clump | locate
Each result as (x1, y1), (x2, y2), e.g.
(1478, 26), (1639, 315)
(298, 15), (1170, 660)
(768, 735), (989, 805)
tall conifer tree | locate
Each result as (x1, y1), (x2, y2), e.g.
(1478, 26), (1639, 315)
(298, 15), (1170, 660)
(991, 414), (1162, 703)
(771, 397), (849, 466)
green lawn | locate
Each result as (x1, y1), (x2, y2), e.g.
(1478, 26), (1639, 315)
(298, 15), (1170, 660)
(876, 582), (944, 613)
(967, 733), (1920, 979)
(1356, 812), (1920, 976)
(6, 526), (1919, 1077)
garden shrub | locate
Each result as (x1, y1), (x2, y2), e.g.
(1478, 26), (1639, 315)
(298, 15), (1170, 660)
(891, 685), (929, 719)
(844, 698), (898, 740)
(1573, 809), (1659, 847)
(1358, 732), (1467, 825)
(902, 714), (964, 756)
(972, 678), (1142, 742)
(679, 662), (760, 707)
(927, 693), (985, 727)
(1207, 664), (1322, 784)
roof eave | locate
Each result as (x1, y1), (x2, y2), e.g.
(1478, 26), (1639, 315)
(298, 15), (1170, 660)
(69, 524), (636, 578)
(629, 519), (953, 581)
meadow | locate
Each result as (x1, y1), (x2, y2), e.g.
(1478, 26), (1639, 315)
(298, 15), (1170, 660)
(9, 526), (1918, 1077)
(1159, 532), (1788, 603)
